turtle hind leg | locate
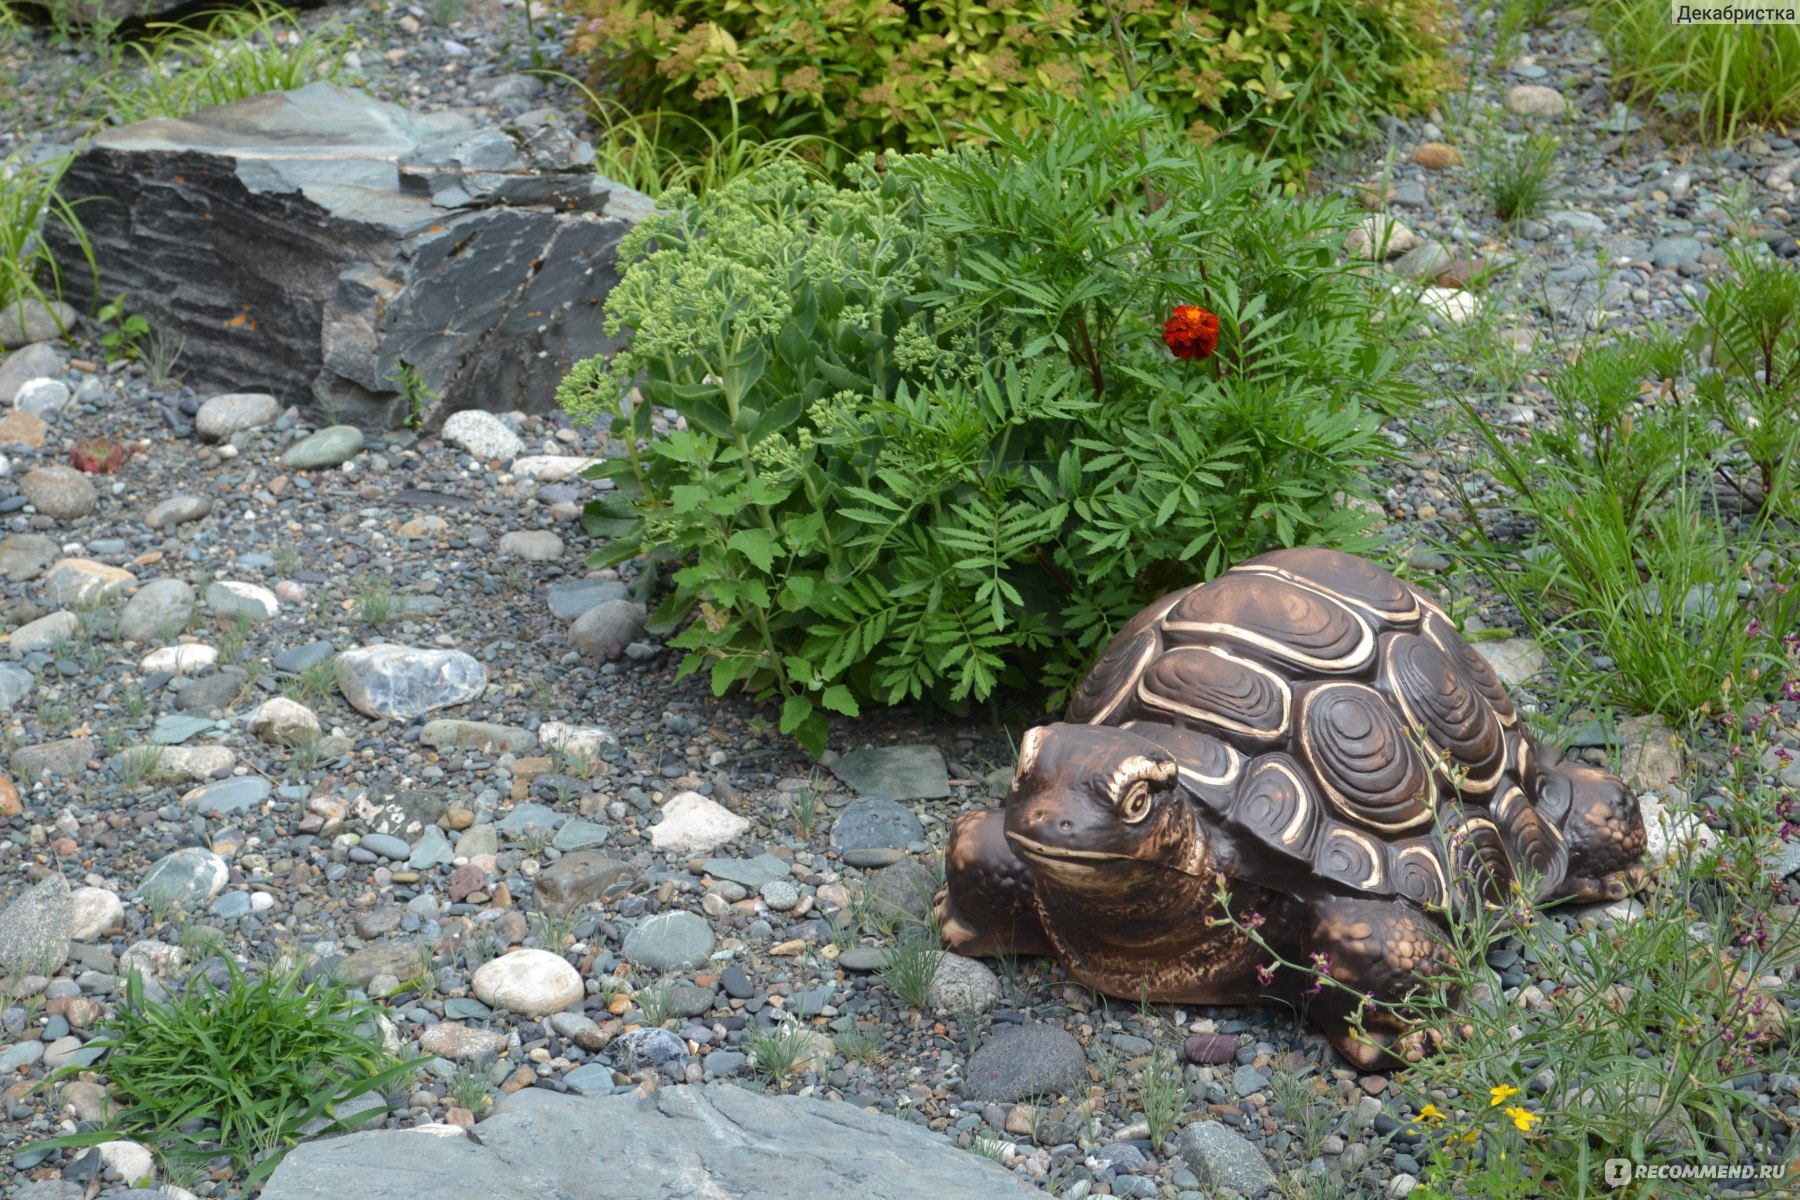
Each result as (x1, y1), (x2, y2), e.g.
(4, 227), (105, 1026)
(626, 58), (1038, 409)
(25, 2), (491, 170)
(1302, 898), (1455, 1071)
(935, 810), (1053, 959)
(1552, 762), (1651, 902)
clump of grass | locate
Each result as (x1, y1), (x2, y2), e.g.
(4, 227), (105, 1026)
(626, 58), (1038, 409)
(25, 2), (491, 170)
(283, 659), (337, 706)
(783, 784), (826, 841)
(447, 1063), (490, 1112)
(1592, 0), (1800, 145)
(557, 77), (847, 200)
(29, 959), (413, 1188)
(1456, 332), (1800, 721)
(1268, 1069), (1338, 1161)
(355, 579), (395, 626)
(117, 744), (164, 788)
(94, 1), (355, 124)
(0, 151), (94, 333)
(746, 1019), (813, 1088)
(834, 1022), (886, 1066)
(877, 934), (943, 1011)
(632, 974), (677, 1026)
(1473, 130), (1559, 223)
(1137, 1048), (1187, 1151)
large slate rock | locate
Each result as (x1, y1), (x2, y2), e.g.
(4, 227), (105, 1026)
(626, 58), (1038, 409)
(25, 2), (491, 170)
(45, 84), (653, 429)
(261, 1085), (1035, 1200)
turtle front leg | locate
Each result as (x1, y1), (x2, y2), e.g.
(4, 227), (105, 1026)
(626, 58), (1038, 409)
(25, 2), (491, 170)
(935, 810), (1053, 959)
(1301, 898), (1455, 1071)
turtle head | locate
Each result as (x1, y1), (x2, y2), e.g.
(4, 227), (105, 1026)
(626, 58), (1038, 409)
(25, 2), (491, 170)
(1003, 723), (1210, 891)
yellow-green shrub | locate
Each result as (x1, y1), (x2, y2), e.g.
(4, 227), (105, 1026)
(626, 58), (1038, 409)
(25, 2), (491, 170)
(566, 0), (1449, 172)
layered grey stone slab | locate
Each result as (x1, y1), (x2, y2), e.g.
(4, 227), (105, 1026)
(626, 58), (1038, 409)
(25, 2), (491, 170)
(45, 83), (653, 428)
(261, 1085), (1035, 1200)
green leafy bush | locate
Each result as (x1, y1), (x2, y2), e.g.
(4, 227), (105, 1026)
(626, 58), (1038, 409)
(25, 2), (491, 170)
(565, 0), (1448, 173)
(31, 958), (412, 1187)
(560, 94), (1413, 753)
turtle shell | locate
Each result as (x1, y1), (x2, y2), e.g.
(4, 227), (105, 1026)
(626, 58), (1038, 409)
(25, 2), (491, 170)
(1069, 547), (1565, 907)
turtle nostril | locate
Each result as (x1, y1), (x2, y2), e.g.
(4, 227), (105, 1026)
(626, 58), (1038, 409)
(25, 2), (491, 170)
(1059, 820), (1073, 832)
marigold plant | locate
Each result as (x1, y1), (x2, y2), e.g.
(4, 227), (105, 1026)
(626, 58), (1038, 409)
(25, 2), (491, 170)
(560, 93), (1415, 752)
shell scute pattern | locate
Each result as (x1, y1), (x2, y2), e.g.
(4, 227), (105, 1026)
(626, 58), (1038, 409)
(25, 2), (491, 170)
(1081, 547), (1565, 909)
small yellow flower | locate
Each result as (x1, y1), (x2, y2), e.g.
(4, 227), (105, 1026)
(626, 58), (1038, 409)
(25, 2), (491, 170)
(1505, 1105), (1538, 1132)
(1489, 1083), (1521, 1107)
(1414, 1104), (1447, 1125)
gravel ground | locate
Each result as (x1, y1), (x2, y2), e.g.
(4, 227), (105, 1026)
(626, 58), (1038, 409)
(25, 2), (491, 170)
(0, 2), (1797, 1199)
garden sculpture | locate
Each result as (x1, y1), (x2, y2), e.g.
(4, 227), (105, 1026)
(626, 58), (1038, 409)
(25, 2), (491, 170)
(936, 547), (1649, 1068)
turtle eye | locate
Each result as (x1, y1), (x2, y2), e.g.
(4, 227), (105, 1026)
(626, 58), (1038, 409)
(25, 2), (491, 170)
(1120, 781), (1154, 824)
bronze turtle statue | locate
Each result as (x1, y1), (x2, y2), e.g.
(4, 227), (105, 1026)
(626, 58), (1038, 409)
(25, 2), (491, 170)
(936, 547), (1648, 1069)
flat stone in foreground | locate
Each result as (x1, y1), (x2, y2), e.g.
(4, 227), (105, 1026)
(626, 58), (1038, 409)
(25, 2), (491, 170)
(261, 1085), (1035, 1200)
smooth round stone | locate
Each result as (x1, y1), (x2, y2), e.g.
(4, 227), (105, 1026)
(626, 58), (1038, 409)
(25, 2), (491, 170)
(334, 645), (487, 721)
(145, 495), (212, 529)
(119, 578), (196, 643)
(19, 466), (97, 520)
(927, 953), (1001, 1012)
(0, 342), (63, 406)
(546, 578), (628, 621)
(359, 833), (411, 860)
(471, 948), (582, 1016)
(139, 644), (216, 674)
(567, 598), (647, 658)
(250, 697), (321, 746)
(184, 776), (270, 816)
(14, 378), (70, 417)
(962, 1024), (1087, 1102)
(0, 298), (76, 348)
(205, 580), (279, 621)
(195, 392), (279, 441)
(68, 887), (123, 941)
(498, 530), (564, 561)
(281, 425), (364, 470)
(273, 640), (335, 673)
(209, 891), (253, 919)
(759, 879), (800, 911)
(441, 410), (523, 461)
(139, 847), (229, 910)
(622, 911), (715, 971)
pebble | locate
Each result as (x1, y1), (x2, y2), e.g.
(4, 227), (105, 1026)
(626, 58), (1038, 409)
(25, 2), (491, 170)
(281, 424), (365, 469)
(194, 392), (279, 440)
(19, 465), (98, 520)
(1506, 84), (1566, 116)
(442, 409), (525, 460)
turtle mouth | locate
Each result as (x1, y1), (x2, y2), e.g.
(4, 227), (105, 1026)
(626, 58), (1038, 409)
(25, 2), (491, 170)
(1007, 833), (1132, 865)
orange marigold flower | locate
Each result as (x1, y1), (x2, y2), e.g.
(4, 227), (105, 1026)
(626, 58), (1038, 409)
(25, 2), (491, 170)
(1163, 304), (1220, 361)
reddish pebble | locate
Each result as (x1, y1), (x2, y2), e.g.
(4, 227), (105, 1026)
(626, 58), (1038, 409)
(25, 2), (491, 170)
(51, 837), (78, 857)
(275, 580), (307, 603)
(447, 861), (487, 902)
(1185, 1032), (1240, 1065)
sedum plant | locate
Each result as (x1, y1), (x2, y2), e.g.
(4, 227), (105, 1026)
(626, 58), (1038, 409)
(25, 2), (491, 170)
(560, 93), (1414, 753)
(564, 0), (1448, 174)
